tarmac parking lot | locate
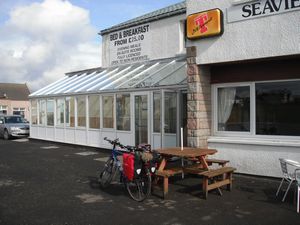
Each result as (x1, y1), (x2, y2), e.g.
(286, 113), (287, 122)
(0, 138), (299, 225)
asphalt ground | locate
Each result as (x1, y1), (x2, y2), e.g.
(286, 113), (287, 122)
(0, 138), (299, 225)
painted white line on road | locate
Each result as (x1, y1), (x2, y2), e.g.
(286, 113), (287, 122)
(12, 138), (29, 142)
(94, 157), (109, 162)
(40, 146), (60, 149)
(75, 151), (98, 156)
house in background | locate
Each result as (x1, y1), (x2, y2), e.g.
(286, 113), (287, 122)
(0, 83), (31, 120)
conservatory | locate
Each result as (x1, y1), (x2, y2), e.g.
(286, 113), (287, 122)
(29, 57), (187, 149)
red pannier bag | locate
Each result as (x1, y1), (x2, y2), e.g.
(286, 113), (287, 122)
(123, 153), (134, 181)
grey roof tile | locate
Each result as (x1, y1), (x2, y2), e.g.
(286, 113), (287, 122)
(100, 1), (186, 35)
(0, 83), (30, 101)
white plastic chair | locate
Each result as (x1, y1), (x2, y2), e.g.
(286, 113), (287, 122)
(276, 158), (300, 202)
(296, 169), (300, 213)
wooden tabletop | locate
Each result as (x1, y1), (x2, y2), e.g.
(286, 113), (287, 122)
(155, 147), (217, 158)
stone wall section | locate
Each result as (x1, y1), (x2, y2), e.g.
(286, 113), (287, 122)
(186, 46), (212, 148)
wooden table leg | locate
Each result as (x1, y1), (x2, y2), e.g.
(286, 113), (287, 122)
(199, 156), (209, 170)
(163, 177), (168, 198)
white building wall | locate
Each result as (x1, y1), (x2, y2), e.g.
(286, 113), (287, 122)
(187, 0), (300, 177)
(186, 0), (300, 64)
(208, 140), (300, 177)
(102, 14), (186, 67)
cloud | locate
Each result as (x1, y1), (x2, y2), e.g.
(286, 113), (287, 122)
(0, 0), (100, 92)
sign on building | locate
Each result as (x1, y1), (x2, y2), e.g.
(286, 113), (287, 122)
(109, 24), (151, 66)
(187, 8), (223, 39)
(227, 0), (300, 23)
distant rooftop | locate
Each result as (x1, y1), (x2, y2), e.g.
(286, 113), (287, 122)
(100, 1), (186, 35)
(0, 83), (30, 101)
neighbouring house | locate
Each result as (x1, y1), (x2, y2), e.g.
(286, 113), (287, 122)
(0, 83), (31, 121)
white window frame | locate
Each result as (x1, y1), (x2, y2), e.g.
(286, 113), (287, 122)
(212, 79), (300, 140)
(0, 105), (8, 115)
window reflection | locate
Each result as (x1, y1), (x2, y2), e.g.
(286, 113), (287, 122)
(256, 81), (300, 136)
(47, 99), (54, 126)
(56, 98), (64, 126)
(89, 95), (100, 129)
(77, 96), (86, 127)
(116, 94), (130, 131)
(65, 97), (75, 127)
(165, 92), (177, 134)
(31, 100), (37, 125)
(103, 96), (114, 128)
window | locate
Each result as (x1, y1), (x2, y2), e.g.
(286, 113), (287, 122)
(116, 94), (130, 131)
(165, 92), (177, 134)
(13, 107), (25, 117)
(47, 99), (54, 126)
(153, 93), (161, 132)
(215, 80), (300, 137)
(65, 97), (75, 127)
(256, 81), (300, 136)
(217, 86), (250, 132)
(56, 98), (64, 126)
(77, 96), (86, 127)
(39, 100), (46, 125)
(0, 105), (7, 115)
(89, 95), (100, 129)
(31, 100), (37, 124)
(103, 96), (114, 128)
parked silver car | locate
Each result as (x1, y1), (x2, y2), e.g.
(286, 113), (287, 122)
(0, 115), (30, 140)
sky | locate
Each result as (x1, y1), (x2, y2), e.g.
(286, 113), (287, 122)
(0, 0), (183, 92)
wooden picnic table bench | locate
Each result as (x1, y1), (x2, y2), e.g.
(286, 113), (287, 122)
(154, 147), (217, 198)
(154, 147), (236, 199)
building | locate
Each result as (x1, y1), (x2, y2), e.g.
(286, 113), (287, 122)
(185, 0), (300, 177)
(0, 83), (31, 120)
(29, 0), (300, 177)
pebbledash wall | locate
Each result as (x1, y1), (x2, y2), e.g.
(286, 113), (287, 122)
(186, 0), (300, 177)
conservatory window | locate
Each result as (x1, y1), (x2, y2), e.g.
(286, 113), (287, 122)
(46, 99), (54, 126)
(31, 100), (37, 124)
(89, 95), (100, 129)
(39, 100), (46, 125)
(153, 92), (161, 132)
(103, 96), (114, 129)
(65, 97), (75, 127)
(164, 92), (177, 134)
(116, 94), (130, 131)
(56, 98), (65, 126)
(77, 96), (86, 127)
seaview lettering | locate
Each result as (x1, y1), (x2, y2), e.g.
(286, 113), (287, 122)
(242, 0), (300, 18)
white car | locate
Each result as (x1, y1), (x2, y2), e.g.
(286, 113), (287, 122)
(0, 115), (30, 140)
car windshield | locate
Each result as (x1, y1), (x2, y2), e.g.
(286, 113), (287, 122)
(4, 116), (25, 124)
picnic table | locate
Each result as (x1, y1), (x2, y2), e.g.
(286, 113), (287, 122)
(155, 147), (235, 199)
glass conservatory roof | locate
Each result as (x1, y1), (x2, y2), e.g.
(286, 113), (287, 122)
(30, 57), (187, 97)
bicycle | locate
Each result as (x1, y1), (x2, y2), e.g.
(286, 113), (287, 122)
(99, 137), (155, 202)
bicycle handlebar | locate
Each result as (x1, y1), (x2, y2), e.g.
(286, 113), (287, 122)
(103, 137), (151, 153)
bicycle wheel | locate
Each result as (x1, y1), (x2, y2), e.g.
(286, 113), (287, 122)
(126, 168), (151, 202)
(99, 157), (117, 188)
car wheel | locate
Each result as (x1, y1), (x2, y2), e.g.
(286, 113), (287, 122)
(3, 129), (10, 140)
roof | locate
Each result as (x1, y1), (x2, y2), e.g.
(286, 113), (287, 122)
(30, 57), (187, 98)
(100, 1), (186, 35)
(0, 83), (30, 101)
